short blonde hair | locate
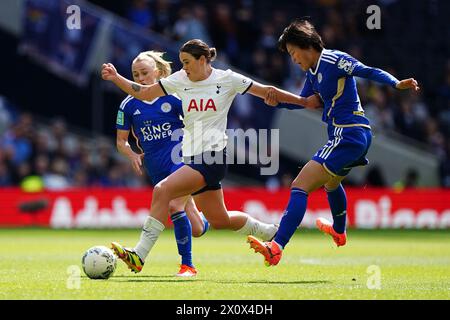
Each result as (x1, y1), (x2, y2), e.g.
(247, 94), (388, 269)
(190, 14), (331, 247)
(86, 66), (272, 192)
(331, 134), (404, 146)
(133, 51), (172, 79)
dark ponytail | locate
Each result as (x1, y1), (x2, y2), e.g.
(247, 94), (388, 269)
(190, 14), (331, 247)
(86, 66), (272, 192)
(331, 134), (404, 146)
(180, 39), (217, 63)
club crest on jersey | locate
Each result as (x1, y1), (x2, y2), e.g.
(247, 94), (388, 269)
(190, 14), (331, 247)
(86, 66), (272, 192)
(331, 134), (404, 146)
(318, 73), (323, 83)
(187, 98), (217, 112)
(337, 58), (356, 74)
(161, 102), (172, 113)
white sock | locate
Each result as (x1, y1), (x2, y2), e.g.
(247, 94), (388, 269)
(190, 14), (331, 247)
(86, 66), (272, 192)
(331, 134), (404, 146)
(237, 216), (278, 241)
(134, 216), (165, 261)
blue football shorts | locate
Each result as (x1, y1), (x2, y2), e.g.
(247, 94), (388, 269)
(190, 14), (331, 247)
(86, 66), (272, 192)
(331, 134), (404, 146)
(312, 126), (372, 177)
(146, 162), (184, 186)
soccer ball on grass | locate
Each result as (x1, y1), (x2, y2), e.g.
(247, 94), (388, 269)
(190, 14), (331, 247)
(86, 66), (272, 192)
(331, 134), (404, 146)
(81, 246), (117, 279)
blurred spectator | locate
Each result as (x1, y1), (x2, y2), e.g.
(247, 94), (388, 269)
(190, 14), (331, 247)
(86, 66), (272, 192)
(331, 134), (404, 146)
(119, 159), (147, 187)
(424, 117), (446, 158)
(47, 117), (79, 158)
(234, 6), (259, 71)
(259, 22), (277, 51)
(126, 0), (154, 29)
(265, 171), (294, 192)
(34, 154), (50, 177)
(150, 0), (174, 36)
(43, 157), (71, 190)
(14, 162), (32, 186)
(72, 169), (89, 188)
(364, 86), (395, 132)
(393, 98), (424, 141)
(439, 140), (450, 188)
(364, 166), (387, 187)
(0, 157), (11, 187)
(265, 176), (280, 192)
(250, 48), (270, 80)
(1, 115), (34, 165)
(33, 131), (53, 160)
(208, 3), (238, 63)
(231, 93), (253, 129)
(271, 9), (289, 36)
(267, 53), (287, 86)
(101, 163), (126, 187)
(436, 61), (450, 137)
(393, 168), (420, 191)
(173, 5), (211, 45)
(0, 96), (15, 137)
(281, 172), (294, 188)
(408, 93), (429, 122)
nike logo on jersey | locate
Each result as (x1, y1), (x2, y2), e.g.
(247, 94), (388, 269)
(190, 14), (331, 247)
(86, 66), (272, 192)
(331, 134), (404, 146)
(133, 109), (141, 115)
(184, 88), (193, 91)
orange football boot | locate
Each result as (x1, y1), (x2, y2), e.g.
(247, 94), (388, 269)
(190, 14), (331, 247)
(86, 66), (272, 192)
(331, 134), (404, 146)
(247, 235), (283, 266)
(316, 217), (347, 247)
(176, 264), (197, 277)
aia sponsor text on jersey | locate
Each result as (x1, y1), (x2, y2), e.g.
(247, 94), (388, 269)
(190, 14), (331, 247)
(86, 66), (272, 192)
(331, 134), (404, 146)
(187, 99), (217, 112)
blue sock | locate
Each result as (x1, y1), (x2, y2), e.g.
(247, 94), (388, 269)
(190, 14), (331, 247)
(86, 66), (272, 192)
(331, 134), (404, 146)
(171, 211), (193, 267)
(326, 184), (347, 234)
(200, 213), (209, 236)
(274, 188), (308, 248)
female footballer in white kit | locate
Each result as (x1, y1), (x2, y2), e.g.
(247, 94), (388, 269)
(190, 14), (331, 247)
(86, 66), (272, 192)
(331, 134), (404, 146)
(101, 39), (320, 271)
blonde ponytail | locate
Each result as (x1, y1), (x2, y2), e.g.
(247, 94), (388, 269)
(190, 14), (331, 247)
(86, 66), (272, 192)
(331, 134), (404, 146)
(133, 51), (172, 79)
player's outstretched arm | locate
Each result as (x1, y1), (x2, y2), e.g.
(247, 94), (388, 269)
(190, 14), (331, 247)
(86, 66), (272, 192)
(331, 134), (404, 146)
(247, 82), (321, 109)
(101, 63), (165, 101)
(345, 55), (420, 92)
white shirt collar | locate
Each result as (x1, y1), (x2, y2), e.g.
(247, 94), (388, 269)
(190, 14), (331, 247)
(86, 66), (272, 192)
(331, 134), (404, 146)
(309, 49), (324, 75)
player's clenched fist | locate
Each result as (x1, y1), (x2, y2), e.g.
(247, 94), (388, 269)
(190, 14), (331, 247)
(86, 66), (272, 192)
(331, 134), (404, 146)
(264, 87), (279, 107)
(396, 78), (420, 92)
(101, 63), (118, 81)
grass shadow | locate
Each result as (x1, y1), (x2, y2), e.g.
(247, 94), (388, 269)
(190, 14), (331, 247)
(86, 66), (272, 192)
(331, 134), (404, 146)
(248, 280), (330, 285)
(108, 277), (331, 285)
(111, 275), (177, 279)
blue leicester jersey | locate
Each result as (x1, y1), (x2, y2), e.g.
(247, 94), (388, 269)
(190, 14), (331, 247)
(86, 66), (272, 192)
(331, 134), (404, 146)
(299, 49), (399, 128)
(116, 95), (184, 174)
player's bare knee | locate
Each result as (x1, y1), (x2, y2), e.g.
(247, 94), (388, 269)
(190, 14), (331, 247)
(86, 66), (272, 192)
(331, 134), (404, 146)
(324, 181), (339, 191)
(168, 200), (184, 215)
(291, 179), (310, 193)
(191, 224), (204, 237)
(291, 179), (301, 189)
(153, 183), (169, 202)
(325, 176), (344, 191)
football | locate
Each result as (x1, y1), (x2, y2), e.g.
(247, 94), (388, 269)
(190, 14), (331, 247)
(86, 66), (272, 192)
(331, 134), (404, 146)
(81, 246), (117, 279)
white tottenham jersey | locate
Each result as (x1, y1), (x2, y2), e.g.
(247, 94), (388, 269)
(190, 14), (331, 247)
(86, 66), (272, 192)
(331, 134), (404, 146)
(159, 68), (253, 156)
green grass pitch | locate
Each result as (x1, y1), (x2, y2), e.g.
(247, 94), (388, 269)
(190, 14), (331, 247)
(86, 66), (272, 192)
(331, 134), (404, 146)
(0, 228), (449, 299)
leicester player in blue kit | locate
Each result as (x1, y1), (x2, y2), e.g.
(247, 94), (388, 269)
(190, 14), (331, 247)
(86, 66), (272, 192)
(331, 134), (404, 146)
(248, 19), (420, 266)
(112, 51), (209, 277)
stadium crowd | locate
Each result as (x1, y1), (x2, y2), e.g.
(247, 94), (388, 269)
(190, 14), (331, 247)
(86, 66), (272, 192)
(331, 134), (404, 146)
(96, 0), (450, 186)
(0, 0), (448, 188)
(0, 98), (147, 189)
